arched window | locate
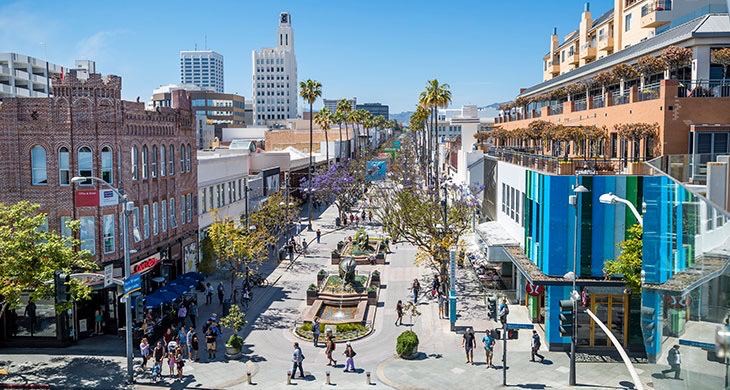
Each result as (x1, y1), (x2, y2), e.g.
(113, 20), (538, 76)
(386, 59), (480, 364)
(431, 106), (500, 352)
(58, 147), (70, 185)
(169, 144), (175, 175)
(101, 146), (113, 184)
(160, 145), (167, 177)
(131, 146), (139, 180)
(179, 144), (185, 173)
(186, 144), (192, 172)
(30, 145), (47, 185)
(151, 145), (158, 178)
(77, 147), (93, 184)
(141, 145), (149, 179)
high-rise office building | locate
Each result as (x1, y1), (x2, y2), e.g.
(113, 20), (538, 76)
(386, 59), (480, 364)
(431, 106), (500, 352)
(356, 102), (389, 120)
(252, 12), (298, 126)
(180, 50), (224, 93)
(323, 97), (356, 113)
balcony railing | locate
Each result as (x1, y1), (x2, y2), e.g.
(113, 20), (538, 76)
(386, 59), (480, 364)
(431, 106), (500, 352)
(592, 95), (605, 108)
(573, 99), (587, 112)
(677, 79), (730, 98)
(612, 91), (629, 105)
(548, 104), (563, 116)
(638, 82), (661, 101)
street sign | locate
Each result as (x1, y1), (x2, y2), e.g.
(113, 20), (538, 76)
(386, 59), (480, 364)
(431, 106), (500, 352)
(99, 189), (119, 207)
(123, 274), (141, 295)
(679, 339), (715, 350)
(104, 264), (114, 287)
(506, 323), (535, 330)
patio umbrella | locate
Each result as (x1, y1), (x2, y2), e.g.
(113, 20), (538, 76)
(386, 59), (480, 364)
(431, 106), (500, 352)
(144, 290), (178, 308)
(166, 280), (195, 295)
(180, 272), (204, 281)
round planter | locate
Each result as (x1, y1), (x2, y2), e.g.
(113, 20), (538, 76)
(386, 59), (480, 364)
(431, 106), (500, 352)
(399, 344), (419, 360)
(225, 345), (242, 360)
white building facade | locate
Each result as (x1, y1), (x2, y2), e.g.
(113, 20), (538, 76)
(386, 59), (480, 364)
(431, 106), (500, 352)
(252, 12), (298, 126)
(0, 52), (65, 98)
(180, 50), (224, 93)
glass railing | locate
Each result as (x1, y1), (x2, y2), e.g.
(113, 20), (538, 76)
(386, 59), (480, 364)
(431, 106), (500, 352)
(638, 82), (661, 101)
(592, 95), (605, 108)
(573, 99), (587, 111)
(613, 91), (630, 105)
(677, 79), (730, 98)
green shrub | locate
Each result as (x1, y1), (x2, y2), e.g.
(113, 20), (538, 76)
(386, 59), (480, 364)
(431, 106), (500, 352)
(299, 322), (312, 332)
(308, 283), (318, 291)
(226, 334), (243, 350)
(335, 322), (367, 333)
(396, 330), (419, 358)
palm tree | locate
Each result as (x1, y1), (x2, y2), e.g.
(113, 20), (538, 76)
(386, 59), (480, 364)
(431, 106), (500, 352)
(361, 111), (374, 152)
(419, 79), (452, 189)
(411, 105), (430, 178)
(299, 79), (322, 231)
(333, 110), (345, 160)
(347, 109), (362, 158)
(336, 99), (353, 159)
(314, 107), (333, 166)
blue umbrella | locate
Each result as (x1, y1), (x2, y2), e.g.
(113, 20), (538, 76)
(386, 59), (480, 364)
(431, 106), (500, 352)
(167, 280), (194, 295)
(175, 275), (199, 288)
(145, 290), (178, 308)
(181, 272), (204, 281)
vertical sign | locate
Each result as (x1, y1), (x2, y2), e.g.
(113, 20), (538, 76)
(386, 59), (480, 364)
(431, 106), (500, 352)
(449, 249), (457, 328)
(104, 264), (114, 287)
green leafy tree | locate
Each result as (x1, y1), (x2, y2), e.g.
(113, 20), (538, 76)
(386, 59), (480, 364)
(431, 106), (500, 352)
(220, 304), (246, 349)
(604, 224), (643, 294)
(0, 201), (96, 317)
(299, 79), (323, 230)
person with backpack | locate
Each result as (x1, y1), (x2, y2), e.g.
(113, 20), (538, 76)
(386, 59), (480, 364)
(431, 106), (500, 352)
(206, 327), (217, 360)
(291, 342), (305, 379)
(661, 345), (682, 379)
(325, 333), (337, 366)
(531, 330), (545, 362)
(482, 330), (496, 368)
(498, 298), (509, 324)
(343, 343), (357, 372)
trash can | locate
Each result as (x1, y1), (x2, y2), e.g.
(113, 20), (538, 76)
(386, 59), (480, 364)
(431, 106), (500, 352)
(335, 217), (341, 227)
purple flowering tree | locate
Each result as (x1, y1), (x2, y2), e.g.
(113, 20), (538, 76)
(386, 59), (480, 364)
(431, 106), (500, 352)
(302, 162), (359, 221)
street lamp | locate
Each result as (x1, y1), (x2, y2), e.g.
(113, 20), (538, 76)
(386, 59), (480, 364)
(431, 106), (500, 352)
(568, 183), (589, 386)
(599, 192), (643, 226)
(71, 176), (135, 384)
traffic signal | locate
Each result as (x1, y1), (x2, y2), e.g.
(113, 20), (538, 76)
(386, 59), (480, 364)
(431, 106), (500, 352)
(55, 271), (71, 303)
(494, 329), (519, 340)
(640, 306), (656, 345)
(487, 296), (498, 322)
(559, 299), (574, 337)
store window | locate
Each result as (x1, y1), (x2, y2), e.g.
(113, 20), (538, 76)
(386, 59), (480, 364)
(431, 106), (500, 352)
(79, 216), (95, 254)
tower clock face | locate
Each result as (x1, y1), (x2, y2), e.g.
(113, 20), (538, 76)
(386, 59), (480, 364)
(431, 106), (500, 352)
(281, 14), (288, 24)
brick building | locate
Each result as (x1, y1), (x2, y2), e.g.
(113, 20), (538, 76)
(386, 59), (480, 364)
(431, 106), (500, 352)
(0, 71), (198, 343)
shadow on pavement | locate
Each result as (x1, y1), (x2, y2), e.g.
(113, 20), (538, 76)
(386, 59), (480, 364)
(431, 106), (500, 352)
(3, 356), (126, 388)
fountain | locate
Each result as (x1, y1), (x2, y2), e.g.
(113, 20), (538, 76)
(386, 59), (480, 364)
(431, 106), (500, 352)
(331, 228), (388, 265)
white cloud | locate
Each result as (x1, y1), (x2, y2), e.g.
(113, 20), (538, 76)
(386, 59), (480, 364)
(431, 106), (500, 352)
(75, 31), (114, 60)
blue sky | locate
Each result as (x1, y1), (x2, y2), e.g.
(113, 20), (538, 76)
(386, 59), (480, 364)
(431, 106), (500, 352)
(1, 0), (612, 113)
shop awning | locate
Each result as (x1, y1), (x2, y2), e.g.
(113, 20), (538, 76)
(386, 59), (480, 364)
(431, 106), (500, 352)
(644, 253), (730, 296)
(145, 289), (178, 308)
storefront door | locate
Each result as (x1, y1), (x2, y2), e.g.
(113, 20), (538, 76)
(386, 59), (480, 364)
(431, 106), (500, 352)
(587, 294), (628, 348)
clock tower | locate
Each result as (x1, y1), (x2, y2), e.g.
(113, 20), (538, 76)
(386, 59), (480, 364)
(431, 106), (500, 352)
(278, 12), (294, 50)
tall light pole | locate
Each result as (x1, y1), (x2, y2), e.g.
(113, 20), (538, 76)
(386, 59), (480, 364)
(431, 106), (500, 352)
(568, 182), (589, 386)
(71, 176), (135, 384)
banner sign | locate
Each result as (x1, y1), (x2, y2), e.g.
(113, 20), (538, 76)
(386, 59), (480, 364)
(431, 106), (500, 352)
(123, 274), (142, 295)
(104, 264), (114, 287)
(132, 253), (160, 275)
(365, 160), (387, 182)
(99, 189), (119, 207)
(75, 189), (99, 207)
(526, 282), (544, 296)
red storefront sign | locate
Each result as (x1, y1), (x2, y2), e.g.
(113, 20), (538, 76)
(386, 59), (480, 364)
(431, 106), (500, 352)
(132, 253), (160, 275)
(75, 189), (99, 207)
(526, 282), (544, 296)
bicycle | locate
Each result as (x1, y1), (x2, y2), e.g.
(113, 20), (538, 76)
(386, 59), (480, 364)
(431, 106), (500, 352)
(248, 272), (269, 288)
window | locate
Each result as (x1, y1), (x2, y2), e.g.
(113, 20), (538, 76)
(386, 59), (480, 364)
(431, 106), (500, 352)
(60, 216), (72, 238)
(152, 202), (159, 236)
(79, 216), (95, 254)
(232, 181), (237, 202)
(625, 14), (632, 32)
(186, 144), (192, 172)
(187, 194), (193, 223)
(103, 214), (115, 254)
(169, 198), (177, 228)
(141, 145), (149, 179)
(30, 145), (47, 185)
(130, 146), (139, 180)
(169, 144), (175, 175)
(180, 144), (185, 173)
(78, 147), (93, 184)
(161, 199), (167, 232)
(59, 147), (70, 185)
(160, 145), (166, 176)
(151, 145), (158, 178)
(143, 204), (150, 239)
(201, 190), (207, 213)
(181, 196), (187, 224)
(132, 207), (141, 242)
(561, 50), (565, 63)
(101, 146), (113, 184)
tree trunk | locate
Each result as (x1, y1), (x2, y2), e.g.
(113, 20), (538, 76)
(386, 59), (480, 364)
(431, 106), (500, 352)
(308, 102), (314, 230)
(325, 129), (330, 166)
(345, 122), (350, 159)
(338, 124), (343, 161)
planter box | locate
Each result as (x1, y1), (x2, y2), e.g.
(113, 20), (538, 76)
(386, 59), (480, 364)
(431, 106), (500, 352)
(225, 346), (242, 360)
(370, 273), (381, 287)
(331, 251), (341, 265)
(306, 290), (318, 305)
(367, 290), (377, 305)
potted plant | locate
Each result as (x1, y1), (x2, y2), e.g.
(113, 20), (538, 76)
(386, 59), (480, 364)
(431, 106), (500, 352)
(317, 269), (328, 286)
(396, 330), (419, 359)
(367, 285), (378, 305)
(331, 250), (341, 264)
(370, 270), (381, 287)
(306, 283), (318, 305)
(220, 304), (246, 359)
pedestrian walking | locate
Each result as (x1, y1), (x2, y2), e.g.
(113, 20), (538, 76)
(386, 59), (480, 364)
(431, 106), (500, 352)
(186, 327), (194, 360)
(177, 304), (187, 326)
(94, 309), (104, 335)
(24, 299), (37, 335)
(661, 345), (682, 379)
(411, 279), (421, 304)
(206, 327), (217, 360)
(152, 341), (165, 381)
(368, 210), (373, 222)
(177, 326), (187, 356)
(167, 348), (177, 377)
(395, 300), (404, 326)
(302, 238), (308, 253)
(189, 301), (198, 328)
(531, 330), (545, 362)
(191, 333), (200, 361)
(482, 330), (496, 368)
(462, 328), (476, 364)
(205, 283), (213, 305)
(140, 337), (150, 368)
(432, 275), (440, 295)
(498, 298), (509, 324)
(343, 343), (357, 372)
(217, 282), (225, 306)
(325, 333), (337, 366)
(242, 288), (251, 310)
(175, 347), (185, 379)
(291, 342), (305, 379)
(312, 316), (321, 347)
(437, 291), (446, 319)
(316, 229), (321, 244)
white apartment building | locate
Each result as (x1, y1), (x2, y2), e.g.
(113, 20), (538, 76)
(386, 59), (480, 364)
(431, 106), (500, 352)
(323, 97), (356, 113)
(0, 52), (64, 98)
(252, 12), (298, 126)
(180, 50), (224, 93)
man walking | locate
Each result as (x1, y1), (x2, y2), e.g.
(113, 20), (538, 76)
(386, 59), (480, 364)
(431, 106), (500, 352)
(316, 229), (321, 244)
(498, 298), (509, 324)
(24, 299), (37, 335)
(312, 316), (321, 347)
(189, 301), (198, 328)
(217, 282), (225, 306)
(661, 345), (682, 379)
(531, 330), (545, 362)
(462, 327), (476, 364)
(205, 283), (213, 305)
(291, 342), (305, 379)
(482, 329), (496, 368)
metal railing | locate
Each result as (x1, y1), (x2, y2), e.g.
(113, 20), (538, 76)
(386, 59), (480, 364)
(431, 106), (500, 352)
(638, 82), (661, 101)
(573, 99), (587, 112)
(613, 91), (629, 105)
(592, 95), (605, 108)
(677, 79), (730, 98)
(548, 104), (563, 116)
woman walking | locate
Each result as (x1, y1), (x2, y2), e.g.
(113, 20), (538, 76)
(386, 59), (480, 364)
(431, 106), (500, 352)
(191, 333), (200, 361)
(325, 333), (337, 366)
(395, 300), (404, 326)
(139, 337), (150, 369)
(411, 279), (421, 304)
(343, 343), (357, 372)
